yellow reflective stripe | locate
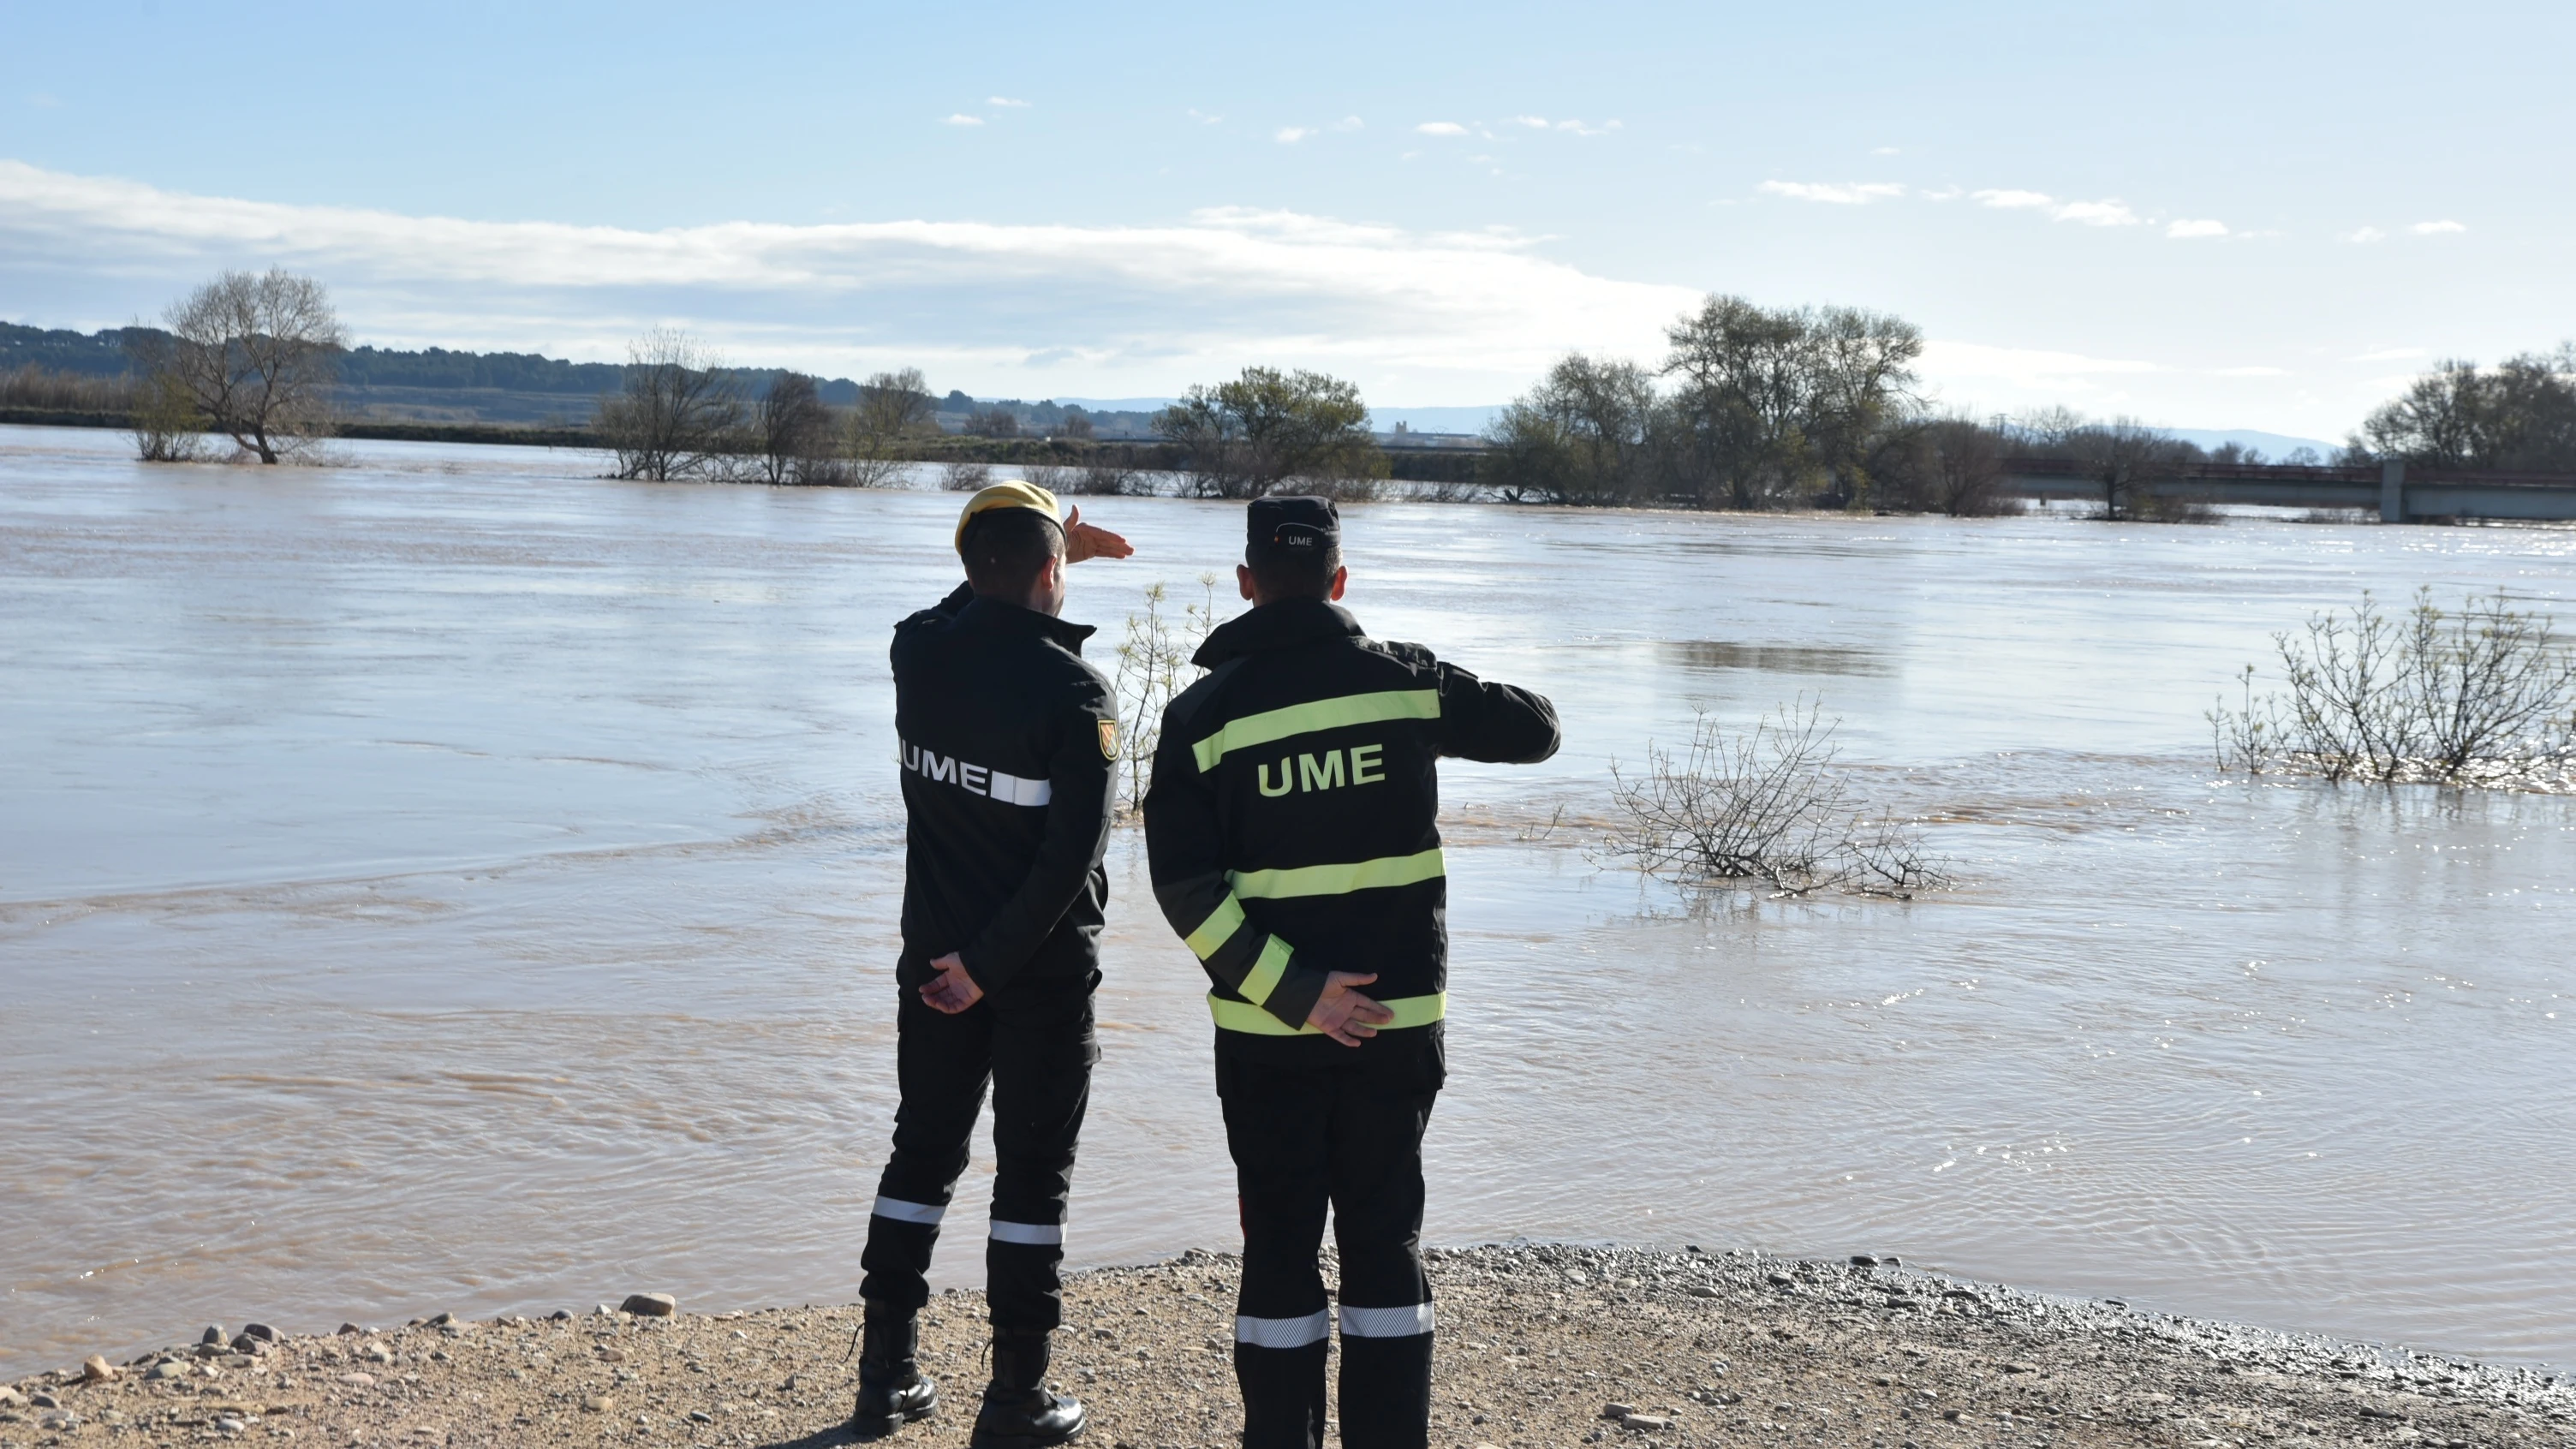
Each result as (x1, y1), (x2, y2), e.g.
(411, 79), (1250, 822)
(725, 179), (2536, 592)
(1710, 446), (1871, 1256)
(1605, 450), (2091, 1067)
(1237, 936), (1293, 1005)
(1208, 992), (1447, 1035)
(1190, 689), (1440, 772)
(1184, 895), (1247, 960)
(1228, 848), (1446, 901)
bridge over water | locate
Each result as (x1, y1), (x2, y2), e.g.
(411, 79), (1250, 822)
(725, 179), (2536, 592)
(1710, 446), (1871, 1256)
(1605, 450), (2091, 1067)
(1999, 457), (2576, 523)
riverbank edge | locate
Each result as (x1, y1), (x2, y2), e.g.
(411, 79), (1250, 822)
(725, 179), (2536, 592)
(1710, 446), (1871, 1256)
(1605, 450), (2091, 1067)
(5, 1243), (2567, 1447)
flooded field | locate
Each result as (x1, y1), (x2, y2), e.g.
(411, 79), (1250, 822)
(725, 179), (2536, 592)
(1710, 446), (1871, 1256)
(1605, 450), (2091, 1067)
(2, 425), (2571, 1379)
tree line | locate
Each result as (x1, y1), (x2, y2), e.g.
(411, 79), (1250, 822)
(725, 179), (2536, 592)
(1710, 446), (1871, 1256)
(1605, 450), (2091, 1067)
(57, 265), (2576, 498)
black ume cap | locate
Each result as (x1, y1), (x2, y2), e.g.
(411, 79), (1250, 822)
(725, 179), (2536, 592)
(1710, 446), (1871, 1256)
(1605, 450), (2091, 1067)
(1247, 495), (1340, 560)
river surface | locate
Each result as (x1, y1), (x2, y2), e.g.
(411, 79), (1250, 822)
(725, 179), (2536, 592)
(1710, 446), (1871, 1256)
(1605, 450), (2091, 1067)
(3, 425), (2572, 1379)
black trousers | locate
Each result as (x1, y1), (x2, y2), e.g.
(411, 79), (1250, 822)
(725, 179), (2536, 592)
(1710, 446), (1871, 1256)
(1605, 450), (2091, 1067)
(1220, 1052), (1437, 1449)
(859, 970), (1098, 1333)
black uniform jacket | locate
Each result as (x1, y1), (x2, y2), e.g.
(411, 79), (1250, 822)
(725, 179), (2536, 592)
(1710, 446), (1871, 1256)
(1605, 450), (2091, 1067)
(891, 583), (1118, 995)
(1142, 599), (1561, 1076)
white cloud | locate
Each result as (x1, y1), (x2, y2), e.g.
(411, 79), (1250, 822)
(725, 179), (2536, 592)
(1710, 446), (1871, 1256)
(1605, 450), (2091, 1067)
(0, 160), (1702, 400)
(1187, 108), (1222, 125)
(1871, 146), (1900, 156)
(2052, 199), (2138, 227)
(987, 97), (1030, 108)
(2166, 218), (2228, 239)
(1512, 116), (1550, 128)
(2347, 346), (2426, 362)
(1332, 116), (1363, 132)
(1416, 121), (1468, 136)
(1274, 127), (1313, 144)
(1971, 189), (2137, 226)
(2410, 219), (2466, 235)
(943, 114), (983, 127)
(2341, 225), (2387, 244)
(1555, 118), (1619, 136)
(1972, 188), (2055, 211)
(1759, 180), (1905, 205)
(2210, 366), (2287, 377)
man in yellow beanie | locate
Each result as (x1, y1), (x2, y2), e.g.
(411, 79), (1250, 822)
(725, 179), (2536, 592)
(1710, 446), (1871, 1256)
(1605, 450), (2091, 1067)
(854, 481), (1131, 1446)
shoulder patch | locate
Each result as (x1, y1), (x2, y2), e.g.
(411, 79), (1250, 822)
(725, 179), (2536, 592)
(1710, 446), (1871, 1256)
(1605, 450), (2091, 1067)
(1098, 717), (1120, 760)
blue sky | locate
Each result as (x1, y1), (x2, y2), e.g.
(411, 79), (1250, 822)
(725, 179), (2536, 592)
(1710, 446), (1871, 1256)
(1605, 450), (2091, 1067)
(3, 0), (2569, 438)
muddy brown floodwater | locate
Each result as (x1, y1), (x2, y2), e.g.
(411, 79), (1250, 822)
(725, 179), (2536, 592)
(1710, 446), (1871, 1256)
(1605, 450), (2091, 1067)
(2, 425), (2573, 1385)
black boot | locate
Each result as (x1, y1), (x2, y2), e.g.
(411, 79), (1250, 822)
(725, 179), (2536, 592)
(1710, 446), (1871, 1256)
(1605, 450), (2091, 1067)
(969, 1332), (1085, 1448)
(850, 1306), (939, 1439)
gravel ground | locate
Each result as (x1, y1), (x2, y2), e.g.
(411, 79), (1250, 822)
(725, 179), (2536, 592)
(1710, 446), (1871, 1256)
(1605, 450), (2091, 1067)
(6, 1245), (2569, 1448)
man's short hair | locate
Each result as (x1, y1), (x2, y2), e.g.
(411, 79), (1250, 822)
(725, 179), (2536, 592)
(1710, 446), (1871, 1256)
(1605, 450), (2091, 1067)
(1248, 540), (1341, 599)
(962, 507), (1064, 598)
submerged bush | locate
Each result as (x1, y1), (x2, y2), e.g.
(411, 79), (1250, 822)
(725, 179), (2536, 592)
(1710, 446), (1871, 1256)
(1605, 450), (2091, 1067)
(2211, 588), (2576, 788)
(1607, 701), (1953, 897)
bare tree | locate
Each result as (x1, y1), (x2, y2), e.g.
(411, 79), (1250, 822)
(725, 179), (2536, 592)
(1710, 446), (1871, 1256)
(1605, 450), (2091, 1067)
(134, 269), (345, 463)
(966, 405), (1023, 438)
(848, 368), (934, 486)
(754, 372), (844, 485)
(127, 370), (207, 462)
(1057, 408), (1096, 440)
(594, 330), (746, 481)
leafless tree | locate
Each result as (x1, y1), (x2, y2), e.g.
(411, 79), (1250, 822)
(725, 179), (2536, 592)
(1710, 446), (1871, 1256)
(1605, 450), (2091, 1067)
(847, 368), (934, 486)
(1057, 408), (1096, 440)
(754, 372), (844, 485)
(134, 269), (345, 463)
(966, 405), (1022, 438)
(594, 330), (746, 481)
(2018, 414), (2198, 521)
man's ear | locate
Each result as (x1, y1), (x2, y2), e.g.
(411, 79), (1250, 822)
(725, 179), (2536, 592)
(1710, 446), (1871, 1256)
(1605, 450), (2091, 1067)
(1237, 564), (1258, 602)
(1327, 565), (1348, 602)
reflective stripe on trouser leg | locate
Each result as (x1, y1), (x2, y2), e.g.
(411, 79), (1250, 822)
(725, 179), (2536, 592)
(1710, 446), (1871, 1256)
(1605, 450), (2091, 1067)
(985, 975), (1098, 1334)
(1339, 1303), (1434, 1337)
(860, 983), (990, 1316)
(1222, 1082), (1334, 1449)
(1234, 1310), (1331, 1349)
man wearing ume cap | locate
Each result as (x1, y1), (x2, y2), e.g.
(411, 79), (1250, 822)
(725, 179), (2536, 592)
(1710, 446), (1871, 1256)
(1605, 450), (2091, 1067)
(1143, 496), (1561, 1449)
(852, 481), (1130, 1446)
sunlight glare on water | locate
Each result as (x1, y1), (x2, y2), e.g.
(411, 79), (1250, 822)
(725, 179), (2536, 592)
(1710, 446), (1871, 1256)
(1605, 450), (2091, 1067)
(1, 425), (2570, 1377)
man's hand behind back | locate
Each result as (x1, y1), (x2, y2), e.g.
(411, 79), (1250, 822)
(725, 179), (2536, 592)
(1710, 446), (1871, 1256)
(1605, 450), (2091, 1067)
(921, 952), (986, 1014)
(1308, 970), (1394, 1047)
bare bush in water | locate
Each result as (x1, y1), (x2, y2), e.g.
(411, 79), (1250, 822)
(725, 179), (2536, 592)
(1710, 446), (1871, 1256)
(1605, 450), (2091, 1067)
(1607, 701), (1953, 897)
(939, 460), (995, 492)
(1109, 577), (1224, 817)
(2211, 588), (2576, 788)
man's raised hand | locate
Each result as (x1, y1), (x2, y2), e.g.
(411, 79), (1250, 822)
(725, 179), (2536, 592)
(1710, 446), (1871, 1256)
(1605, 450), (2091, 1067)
(1306, 971), (1394, 1048)
(1063, 504), (1133, 564)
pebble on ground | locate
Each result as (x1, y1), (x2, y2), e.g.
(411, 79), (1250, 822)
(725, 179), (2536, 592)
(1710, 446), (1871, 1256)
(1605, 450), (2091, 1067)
(3, 1246), (2568, 1447)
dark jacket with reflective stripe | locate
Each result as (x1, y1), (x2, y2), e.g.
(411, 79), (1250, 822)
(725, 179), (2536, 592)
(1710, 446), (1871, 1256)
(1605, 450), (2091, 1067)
(891, 583), (1118, 995)
(1142, 599), (1560, 1070)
